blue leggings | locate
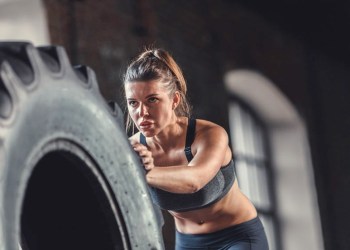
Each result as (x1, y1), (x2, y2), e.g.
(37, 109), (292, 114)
(175, 217), (269, 250)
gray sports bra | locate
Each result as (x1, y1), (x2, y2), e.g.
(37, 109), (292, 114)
(140, 118), (235, 212)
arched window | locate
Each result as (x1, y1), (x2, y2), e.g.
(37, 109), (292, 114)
(228, 100), (280, 250)
(225, 70), (324, 250)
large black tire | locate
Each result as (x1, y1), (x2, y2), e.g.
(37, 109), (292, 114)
(0, 42), (164, 250)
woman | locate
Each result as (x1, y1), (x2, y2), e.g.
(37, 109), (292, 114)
(124, 48), (269, 250)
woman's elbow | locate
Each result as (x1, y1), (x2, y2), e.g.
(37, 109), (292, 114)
(187, 179), (204, 193)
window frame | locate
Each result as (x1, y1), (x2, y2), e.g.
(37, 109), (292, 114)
(228, 95), (283, 250)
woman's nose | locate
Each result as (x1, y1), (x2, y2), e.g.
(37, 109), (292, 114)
(139, 104), (149, 116)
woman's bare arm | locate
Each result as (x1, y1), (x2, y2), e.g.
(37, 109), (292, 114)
(132, 122), (231, 193)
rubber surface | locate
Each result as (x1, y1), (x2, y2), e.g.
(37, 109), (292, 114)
(0, 42), (164, 250)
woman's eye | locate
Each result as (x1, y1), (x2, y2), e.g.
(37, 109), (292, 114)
(128, 101), (137, 107)
(148, 97), (158, 103)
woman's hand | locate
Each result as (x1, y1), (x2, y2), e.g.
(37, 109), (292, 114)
(130, 142), (154, 172)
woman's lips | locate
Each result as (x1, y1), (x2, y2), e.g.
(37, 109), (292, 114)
(139, 121), (152, 129)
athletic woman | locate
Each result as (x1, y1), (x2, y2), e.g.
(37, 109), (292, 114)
(124, 48), (269, 250)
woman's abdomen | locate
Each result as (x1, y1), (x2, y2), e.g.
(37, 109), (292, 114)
(170, 181), (257, 234)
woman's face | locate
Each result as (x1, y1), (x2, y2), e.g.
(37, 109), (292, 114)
(125, 80), (178, 137)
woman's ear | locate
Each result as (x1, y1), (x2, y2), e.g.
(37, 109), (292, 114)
(172, 91), (181, 110)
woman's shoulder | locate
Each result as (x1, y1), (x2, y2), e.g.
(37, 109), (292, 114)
(191, 118), (231, 158)
(194, 118), (228, 138)
(194, 118), (225, 130)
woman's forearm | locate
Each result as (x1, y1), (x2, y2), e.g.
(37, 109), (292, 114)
(146, 165), (201, 194)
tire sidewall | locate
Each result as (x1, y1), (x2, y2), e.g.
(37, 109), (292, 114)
(0, 62), (162, 249)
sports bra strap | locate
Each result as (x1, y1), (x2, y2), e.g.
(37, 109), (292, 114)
(140, 133), (147, 146)
(184, 118), (196, 162)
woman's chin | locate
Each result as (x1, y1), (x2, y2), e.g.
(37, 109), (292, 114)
(139, 128), (155, 137)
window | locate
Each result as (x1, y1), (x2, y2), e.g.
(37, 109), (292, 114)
(228, 100), (281, 250)
(225, 69), (324, 250)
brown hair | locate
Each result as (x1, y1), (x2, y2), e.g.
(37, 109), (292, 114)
(123, 48), (191, 132)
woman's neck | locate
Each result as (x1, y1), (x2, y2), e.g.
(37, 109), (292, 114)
(151, 116), (186, 152)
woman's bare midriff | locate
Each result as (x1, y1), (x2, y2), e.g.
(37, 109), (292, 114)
(169, 181), (257, 234)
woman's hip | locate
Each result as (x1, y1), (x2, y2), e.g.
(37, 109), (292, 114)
(175, 216), (269, 250)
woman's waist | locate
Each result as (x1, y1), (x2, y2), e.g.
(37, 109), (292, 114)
(171, 185), (257, 234)
(173, 209), (258, 235)
(175, 216), (265, 248)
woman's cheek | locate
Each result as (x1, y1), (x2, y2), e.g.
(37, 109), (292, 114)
(130, 109), (138, 119)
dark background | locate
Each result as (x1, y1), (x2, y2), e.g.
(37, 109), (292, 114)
(43, 1), (350, 249)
